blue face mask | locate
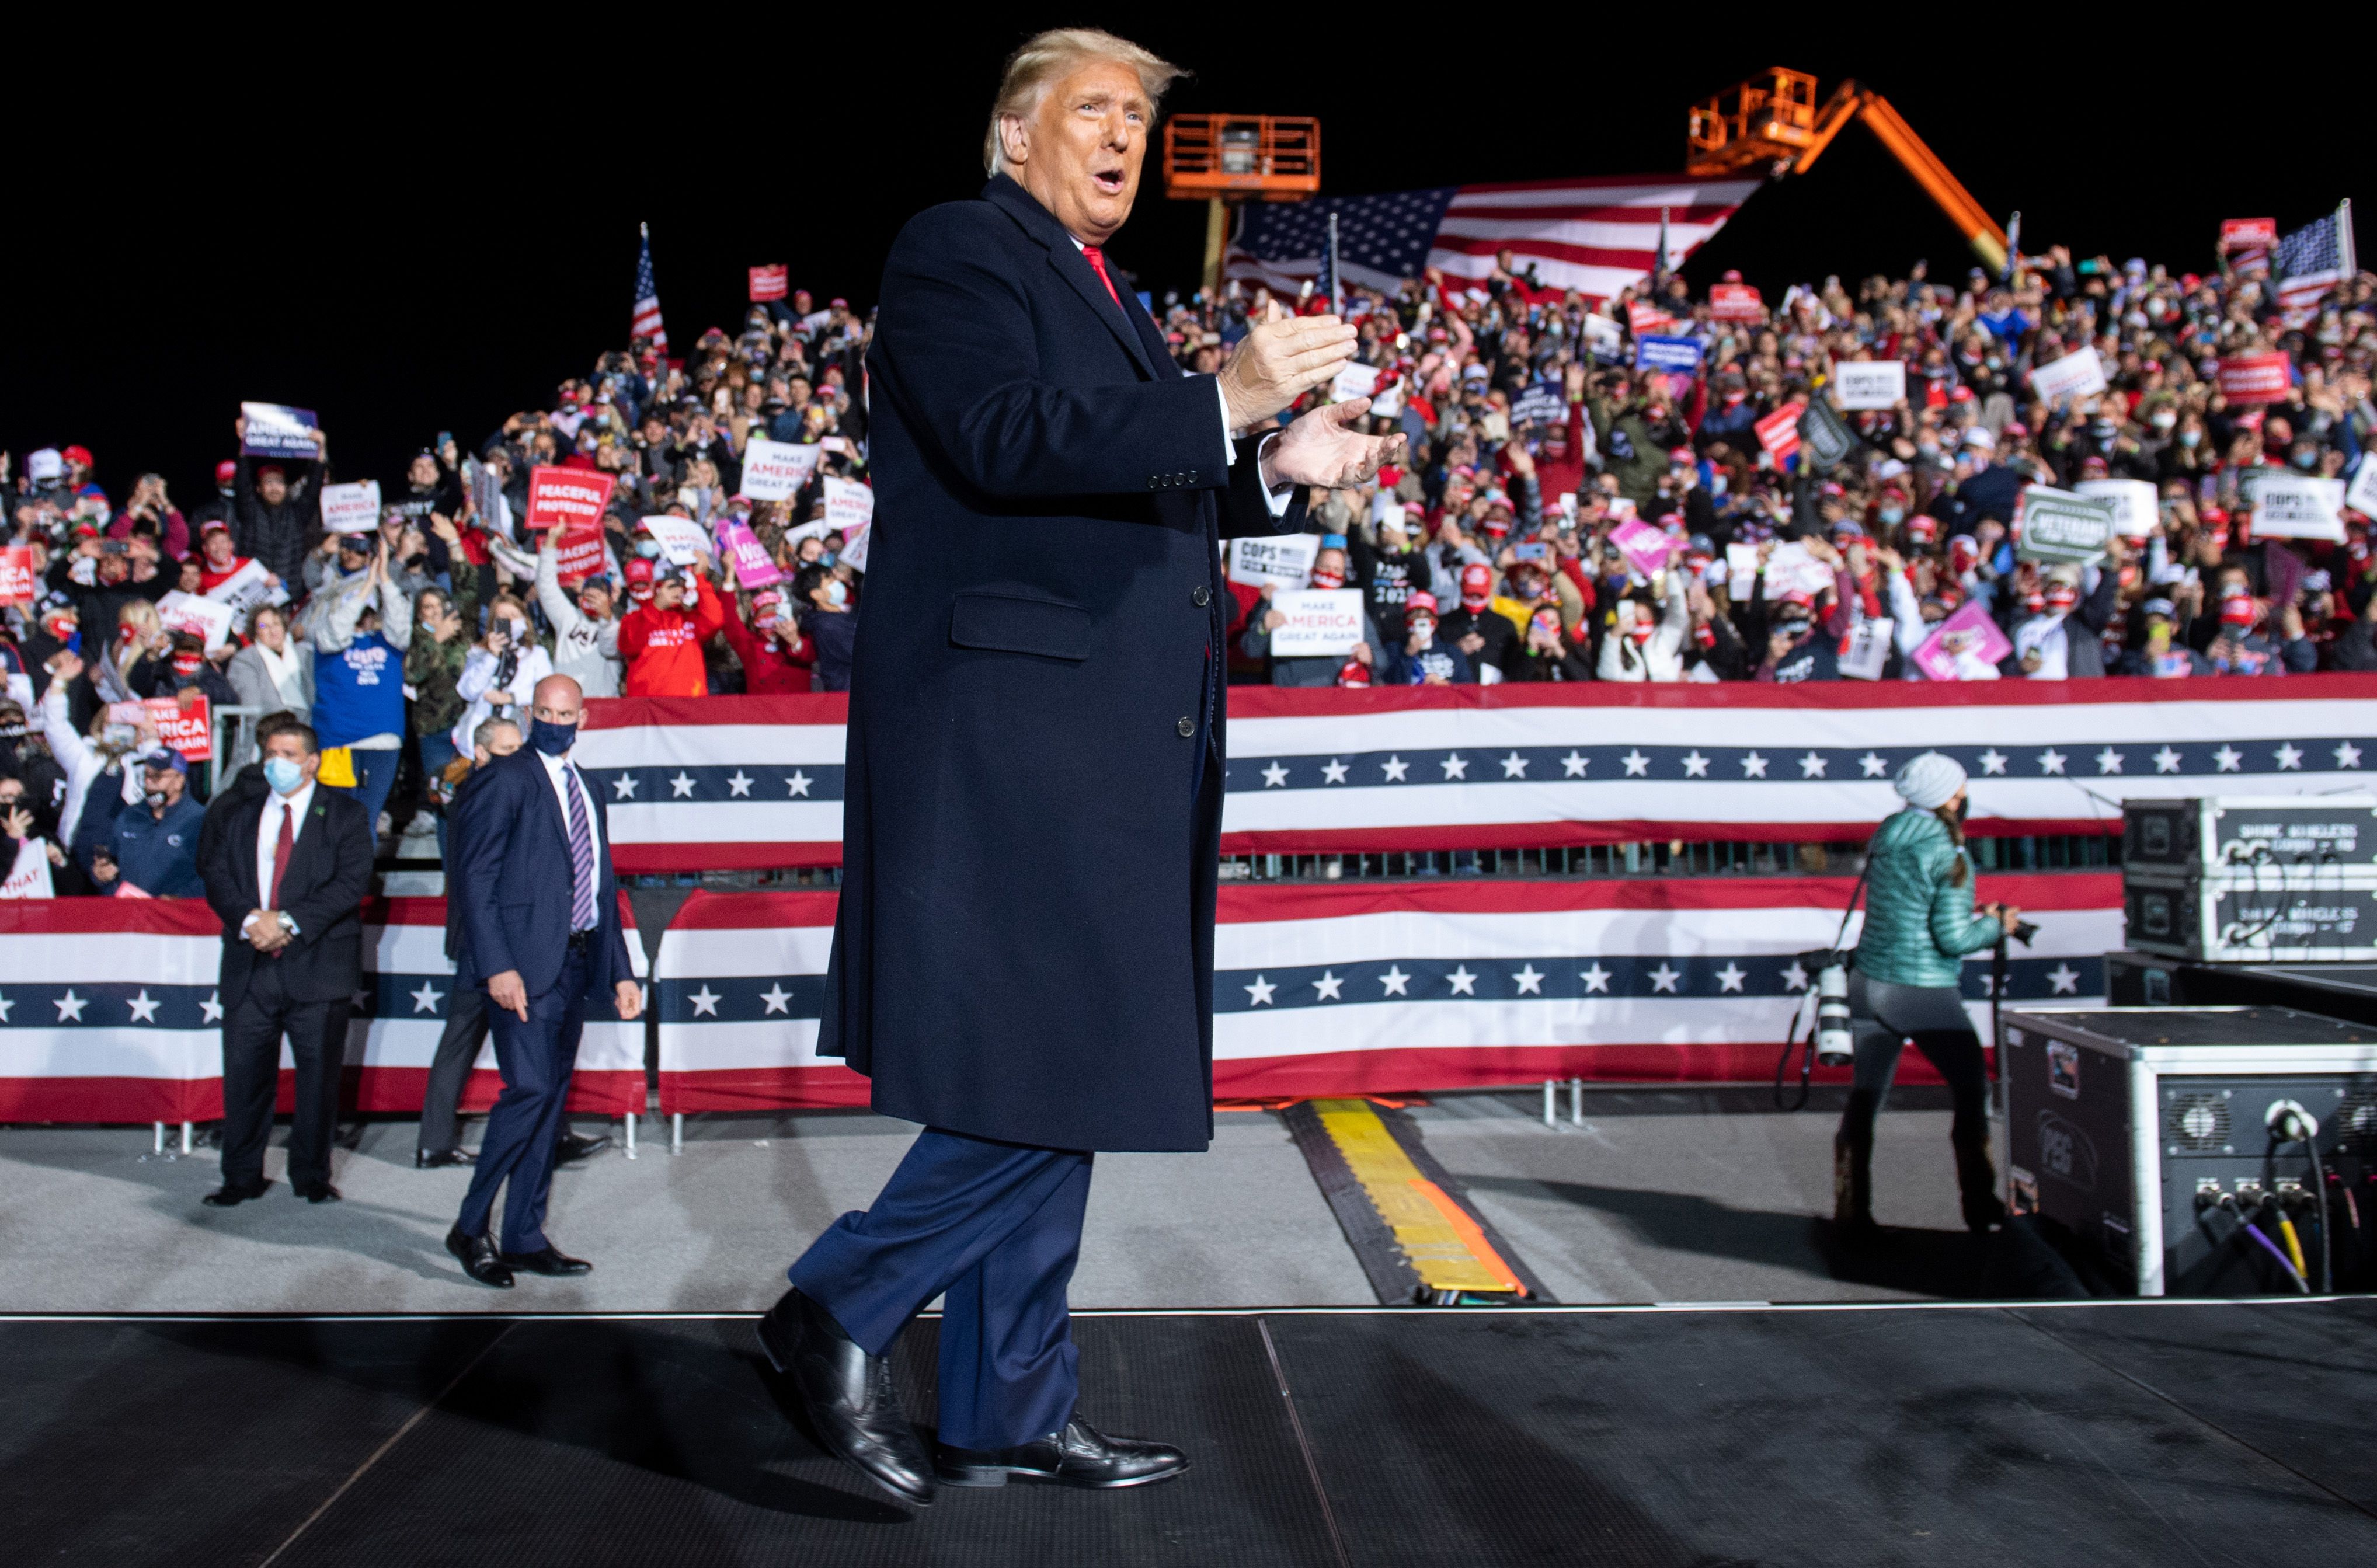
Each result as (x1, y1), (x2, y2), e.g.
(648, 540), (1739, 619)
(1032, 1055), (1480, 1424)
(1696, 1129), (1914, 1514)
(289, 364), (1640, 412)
(262, 756), (304, 795)
(529, 717), (577, 757)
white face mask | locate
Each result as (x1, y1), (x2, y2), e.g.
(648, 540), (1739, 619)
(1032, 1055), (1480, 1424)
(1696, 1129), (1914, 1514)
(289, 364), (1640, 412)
(823, 580), (849, 608)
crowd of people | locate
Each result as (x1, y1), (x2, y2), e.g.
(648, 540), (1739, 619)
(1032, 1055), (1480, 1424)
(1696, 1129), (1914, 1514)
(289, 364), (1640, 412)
(2, 234), (2373, 895)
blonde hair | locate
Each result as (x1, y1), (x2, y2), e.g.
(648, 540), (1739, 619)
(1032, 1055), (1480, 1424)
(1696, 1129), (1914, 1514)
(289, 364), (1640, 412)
(984, 28), (1188, 176)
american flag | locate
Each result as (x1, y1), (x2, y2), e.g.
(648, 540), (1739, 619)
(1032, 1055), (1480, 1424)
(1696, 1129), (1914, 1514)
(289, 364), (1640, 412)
(1225, 173), (1762, 305)
(2275, 201), (2356, 312)
(631, 222), (669, 354)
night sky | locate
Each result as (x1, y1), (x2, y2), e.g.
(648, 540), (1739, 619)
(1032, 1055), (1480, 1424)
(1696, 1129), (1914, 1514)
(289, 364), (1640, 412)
(10, 29), (2350, 504)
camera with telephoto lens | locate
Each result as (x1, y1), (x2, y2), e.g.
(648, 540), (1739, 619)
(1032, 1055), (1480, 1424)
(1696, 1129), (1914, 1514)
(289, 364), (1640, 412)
(1798, 946), (1856, 1067)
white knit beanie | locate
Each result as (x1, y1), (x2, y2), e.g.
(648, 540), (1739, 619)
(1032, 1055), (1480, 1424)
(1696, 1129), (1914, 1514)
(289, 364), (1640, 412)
(1894, 751), (1967, 810)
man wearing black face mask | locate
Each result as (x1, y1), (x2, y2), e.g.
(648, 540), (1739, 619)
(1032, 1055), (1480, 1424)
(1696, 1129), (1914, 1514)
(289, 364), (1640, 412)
(444, 674), (642, 1287)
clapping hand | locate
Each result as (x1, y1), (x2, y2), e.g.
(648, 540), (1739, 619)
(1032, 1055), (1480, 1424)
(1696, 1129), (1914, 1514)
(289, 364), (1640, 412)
(1266, 398), (1407, 491)
(1216, 300), (1356, 430)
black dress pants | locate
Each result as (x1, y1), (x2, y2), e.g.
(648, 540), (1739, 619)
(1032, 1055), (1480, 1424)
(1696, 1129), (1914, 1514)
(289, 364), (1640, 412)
(220, 960), (353, 1190)
(417, 985), (489, 1155)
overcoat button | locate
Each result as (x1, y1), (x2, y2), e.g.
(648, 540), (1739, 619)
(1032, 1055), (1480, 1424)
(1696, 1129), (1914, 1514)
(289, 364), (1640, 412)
(1191, 585), (1211, 606)
(1176, 716), (1196, 738)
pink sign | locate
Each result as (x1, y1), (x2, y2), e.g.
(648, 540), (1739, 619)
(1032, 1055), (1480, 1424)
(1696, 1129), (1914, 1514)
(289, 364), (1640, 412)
(716, 519), (781, 587)
(1607, 518), (1673, 580)
(1910, 600), (2011, 682)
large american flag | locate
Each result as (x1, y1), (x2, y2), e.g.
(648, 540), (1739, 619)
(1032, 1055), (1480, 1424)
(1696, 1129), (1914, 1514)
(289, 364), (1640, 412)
(1224, 173), (1763, 305)
(631, 222), (669, 354)
(2275, 202), (2357, 312)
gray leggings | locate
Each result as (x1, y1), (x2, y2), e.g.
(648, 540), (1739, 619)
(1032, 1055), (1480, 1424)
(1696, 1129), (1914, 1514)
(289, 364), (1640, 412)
(1846, 971), (1990, 1124)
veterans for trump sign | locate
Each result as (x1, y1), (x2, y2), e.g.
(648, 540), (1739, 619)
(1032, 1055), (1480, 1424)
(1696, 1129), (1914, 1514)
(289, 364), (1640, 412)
(2016, 487), (2115, 565)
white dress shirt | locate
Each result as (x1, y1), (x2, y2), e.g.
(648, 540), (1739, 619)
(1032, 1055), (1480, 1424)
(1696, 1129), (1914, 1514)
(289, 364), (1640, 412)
(250, 780), (317, 936)
(537, 746), (604, 930)
(1066, 234), (1294, 518)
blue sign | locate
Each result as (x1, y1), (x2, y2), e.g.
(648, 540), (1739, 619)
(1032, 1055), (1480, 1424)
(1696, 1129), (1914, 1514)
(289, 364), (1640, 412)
(1633, 335), (1704, 375)
(239, 402), (320, 459)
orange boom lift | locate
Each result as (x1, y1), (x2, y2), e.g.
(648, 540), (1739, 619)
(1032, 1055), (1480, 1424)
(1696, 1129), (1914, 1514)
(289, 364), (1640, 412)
(1687, 68), (2009, 274)
(1161, 114), (1322, 294)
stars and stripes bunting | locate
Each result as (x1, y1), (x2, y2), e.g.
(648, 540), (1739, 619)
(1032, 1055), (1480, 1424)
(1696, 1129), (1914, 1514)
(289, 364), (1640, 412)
(0, 899), (647, 1123)
(645, 877), (2117, 1111)
(1224, 173), (1762, 305)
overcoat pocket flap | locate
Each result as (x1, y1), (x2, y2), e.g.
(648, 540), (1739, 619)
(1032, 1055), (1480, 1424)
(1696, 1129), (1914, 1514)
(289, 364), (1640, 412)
(949, 591), (1092, 661)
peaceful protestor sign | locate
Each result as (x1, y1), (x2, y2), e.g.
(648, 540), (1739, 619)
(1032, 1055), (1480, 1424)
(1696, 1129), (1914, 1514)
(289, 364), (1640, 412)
(742, 437), (822, 501)
(319, 480), (381, 534)
(2017, 487), (2115, 565)
(1832, 360), (1905, 410)
(239, 402), (318, 458)
(2248, 473), (2346, 541)
(525, 469), (617, 579)
(1228, 534), (1320, 591)
(749, 264), (788, 302)
(2074, 478), (2157, 539)
(2029, 347), (2108, 405)
(2218, 353), (2291, 404)
(1266, 590), (1365, 657)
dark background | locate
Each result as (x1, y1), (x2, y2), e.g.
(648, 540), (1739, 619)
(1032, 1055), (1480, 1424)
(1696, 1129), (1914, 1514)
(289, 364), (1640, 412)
(9, 27), (2352, 504)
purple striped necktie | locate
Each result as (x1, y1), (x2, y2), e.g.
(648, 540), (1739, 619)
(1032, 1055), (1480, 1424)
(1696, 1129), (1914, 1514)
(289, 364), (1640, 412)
(563, 765), (597, 932)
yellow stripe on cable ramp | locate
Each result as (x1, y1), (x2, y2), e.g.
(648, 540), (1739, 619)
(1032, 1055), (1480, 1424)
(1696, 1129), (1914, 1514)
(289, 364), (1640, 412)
(1311, 1099), (1524, 1296)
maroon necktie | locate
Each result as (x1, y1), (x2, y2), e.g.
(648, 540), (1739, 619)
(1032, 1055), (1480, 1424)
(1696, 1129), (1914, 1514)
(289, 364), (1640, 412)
(1080, 245), (1124, 310)
(268, 802), (294, 910)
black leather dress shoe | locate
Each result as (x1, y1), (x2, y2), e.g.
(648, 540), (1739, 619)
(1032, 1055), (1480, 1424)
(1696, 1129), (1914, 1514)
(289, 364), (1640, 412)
(415, 1148), (476, 1169)
(201, 1179), (272, 1207)
(498, 1245), (593, 1276)
(937, 1416), (1189, 1490)
(756, 1288), (934, 1507)
(295, 1181), (343, 1204)
(555, 1131), (612, 1165)
(446, 1226), (514, 1288)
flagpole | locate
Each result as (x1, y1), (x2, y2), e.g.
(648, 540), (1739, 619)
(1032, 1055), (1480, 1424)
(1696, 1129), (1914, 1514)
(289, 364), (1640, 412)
(1327, 211), (1341, 318)
(1655, 206), (1670, 288)
(2340, 199), (2357, 278)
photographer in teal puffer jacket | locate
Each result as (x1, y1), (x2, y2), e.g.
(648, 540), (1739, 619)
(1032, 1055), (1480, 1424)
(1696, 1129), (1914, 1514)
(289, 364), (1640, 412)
(1839, 751), (2023, 1241)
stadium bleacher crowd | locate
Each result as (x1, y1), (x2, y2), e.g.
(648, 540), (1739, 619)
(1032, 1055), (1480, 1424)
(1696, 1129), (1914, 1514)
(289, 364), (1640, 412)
(1, 238), (2372, 895)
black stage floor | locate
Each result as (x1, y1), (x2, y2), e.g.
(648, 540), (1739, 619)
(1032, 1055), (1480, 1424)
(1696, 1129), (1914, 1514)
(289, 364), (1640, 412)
(7, 1299), (2376, 1566)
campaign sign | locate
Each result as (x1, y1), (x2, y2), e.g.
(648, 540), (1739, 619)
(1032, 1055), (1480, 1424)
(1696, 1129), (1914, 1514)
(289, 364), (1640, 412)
(1765, 542), (1836, 600)
(0, 546), (36, 607)
(716, 519), (781, 588)
(109, 696), (213, 762)
(1607, 518), (1674, 581)
(2075, 478), (2159, 539)
(2219, 353), (2292, 405)
(742, 437), (822, 501)
(1839, 615), (1894, 681)
(2249, 474), (2347, 542)
(201, 557), (287, 629)
(1228, 534), (1321, 590)
(1634, 334), (1703, 375)
(2348, 454), (2377, 519)
(839, 522), (871, 573)
(1754, 400), (1805, 463)
(1709, 283), (1763, 323)
(822, 476), (874, 534)
(642, 515), (709, 566)
(156, 591), (238, 651)
(320, 479), (382, 535)
(1331, 363), (1379, 405)
(1627, 302), (1675, 336)
(1267, 590), (1365, 657)
(1833, 360), (1906, 411)
(2030, 347), (2108, 405)
(240, 402), (319, 458)
(1583, 313), (1626, 364)
(2016, 486), (2115, 565)
(1798, 399), (1857, 472)
(1911, 600), (2012, 682)
(749, 264), (789, 302)
(1509, 380), (1564, 427)
(2221, 218), (2278, 251)
(525, 469), (617, 580)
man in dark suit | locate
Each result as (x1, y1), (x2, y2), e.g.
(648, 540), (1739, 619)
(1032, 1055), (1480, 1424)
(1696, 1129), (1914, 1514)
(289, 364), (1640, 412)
(444, 674), (641, 1288)
(756, 28), (1400, 1507)
(197, 719), (375, 1205)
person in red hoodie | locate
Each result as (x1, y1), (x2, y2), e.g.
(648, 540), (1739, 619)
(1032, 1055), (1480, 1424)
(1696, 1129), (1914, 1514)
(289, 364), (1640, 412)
(617, 558), (728, 696)
(720, 582), (816, 694)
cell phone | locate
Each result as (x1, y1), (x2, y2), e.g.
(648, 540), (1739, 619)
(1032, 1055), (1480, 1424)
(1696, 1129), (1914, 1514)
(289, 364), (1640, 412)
(436, 431), (454, 450)
(1515, 541), (1548, 562)
(100, 539), (130, 556)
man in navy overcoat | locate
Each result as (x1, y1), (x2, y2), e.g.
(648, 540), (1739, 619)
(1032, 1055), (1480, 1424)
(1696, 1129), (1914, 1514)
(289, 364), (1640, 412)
(756, 27), (1404, 1506)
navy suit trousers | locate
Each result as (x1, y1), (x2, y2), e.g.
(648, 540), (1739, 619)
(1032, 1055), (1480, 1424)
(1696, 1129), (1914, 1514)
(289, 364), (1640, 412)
(456, 944), (586, 1252)
(788, 1128), (1092, 1450)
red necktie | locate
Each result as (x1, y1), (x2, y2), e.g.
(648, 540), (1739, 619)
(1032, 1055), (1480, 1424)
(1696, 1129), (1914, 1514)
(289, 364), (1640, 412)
(268, 802), (295, 910)
(1080, 245), (1123, 310)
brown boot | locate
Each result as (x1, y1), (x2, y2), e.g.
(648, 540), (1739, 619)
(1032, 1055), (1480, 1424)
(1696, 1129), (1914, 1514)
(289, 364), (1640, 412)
(1833, 1090), (1881, 1242)
(1951, 1118), (2006, 1234)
